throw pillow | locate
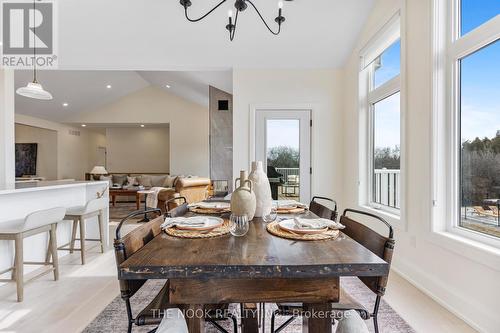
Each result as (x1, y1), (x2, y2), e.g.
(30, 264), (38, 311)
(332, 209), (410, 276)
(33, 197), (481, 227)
(127, 176), (138, 186)
(150, 175), (168, 187)
(164, 175), (177, 188)
(112, 174), (127, 186)
(138, 175), (153, 188)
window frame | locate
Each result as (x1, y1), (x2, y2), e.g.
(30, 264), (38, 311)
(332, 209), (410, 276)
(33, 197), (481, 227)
(432, 0), (500, 249)
(358, 9), (406, 225)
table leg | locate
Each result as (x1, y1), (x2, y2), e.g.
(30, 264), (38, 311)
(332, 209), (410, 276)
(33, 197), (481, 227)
(184, 304), (205, 333)
(241, 303), (259, 333)
(302, 302), (332, 333)
(136, 194), (140, 210)
(111, 195), (116, 207)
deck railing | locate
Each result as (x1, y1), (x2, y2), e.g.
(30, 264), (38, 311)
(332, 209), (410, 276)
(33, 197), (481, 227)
(275, 168), (300, 184)
(373, 169), (400, 209)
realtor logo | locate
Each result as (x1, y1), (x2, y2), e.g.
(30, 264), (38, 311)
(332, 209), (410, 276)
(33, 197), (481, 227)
(1, 0), (58, 68)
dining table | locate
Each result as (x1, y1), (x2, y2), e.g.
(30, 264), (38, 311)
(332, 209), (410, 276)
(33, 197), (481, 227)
(118, 210), (389, 333)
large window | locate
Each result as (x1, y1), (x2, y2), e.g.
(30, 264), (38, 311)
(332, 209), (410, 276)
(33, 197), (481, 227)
(436, 0), (500, 242)
(360, 13), (403, 216)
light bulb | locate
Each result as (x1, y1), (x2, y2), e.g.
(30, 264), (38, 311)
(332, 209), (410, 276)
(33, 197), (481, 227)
(228, 9), (233, 18)
(278, 1), (283, 9)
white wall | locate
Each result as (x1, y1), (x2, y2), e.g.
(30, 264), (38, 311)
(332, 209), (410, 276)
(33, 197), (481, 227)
(15, 124), (58, 180)
(106, 127), (169, 173)
(15, 114), (103, 180)
(232, 69), (344, 202)
(64, 86), (209, 177)
(341, 0), (500, 332)
(0, 69), (15, 186)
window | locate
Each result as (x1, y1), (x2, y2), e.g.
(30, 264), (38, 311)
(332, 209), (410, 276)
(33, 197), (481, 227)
(434, 0), (500, 243)
(359, 12), (403, 216)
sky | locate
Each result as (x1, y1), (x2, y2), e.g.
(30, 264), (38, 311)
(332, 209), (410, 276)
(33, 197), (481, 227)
(267, 119), (300, 150)
(460, 0), (500, 142)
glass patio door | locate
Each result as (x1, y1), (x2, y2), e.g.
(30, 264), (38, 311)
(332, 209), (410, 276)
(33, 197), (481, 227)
(255, 110), (311, 203)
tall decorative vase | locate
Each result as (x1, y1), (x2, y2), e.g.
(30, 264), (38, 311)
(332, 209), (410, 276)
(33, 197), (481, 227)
(248, 161), (272, 217)
(230, 170), (257, 220)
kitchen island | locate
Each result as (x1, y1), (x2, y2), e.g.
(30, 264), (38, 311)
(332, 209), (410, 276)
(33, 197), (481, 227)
(0, 181), (109, 277)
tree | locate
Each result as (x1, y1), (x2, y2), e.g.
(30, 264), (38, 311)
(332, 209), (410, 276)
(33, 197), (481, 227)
(374, 145), (400, 169)
(267, 146), (300, 168)
(461, 134), (500, 206)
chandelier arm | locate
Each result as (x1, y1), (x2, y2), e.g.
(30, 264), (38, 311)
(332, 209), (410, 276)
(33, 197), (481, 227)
(229, 9), (239, 41)
(184, 0), (228, 22)
(246, 0), (281, 35)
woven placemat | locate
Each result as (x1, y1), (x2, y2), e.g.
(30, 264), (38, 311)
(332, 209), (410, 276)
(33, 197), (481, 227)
(165, 220), (230, 239)
(277, 207), (307, 214)
(266, 221), (339, 241)
(189, 207), (231, 215)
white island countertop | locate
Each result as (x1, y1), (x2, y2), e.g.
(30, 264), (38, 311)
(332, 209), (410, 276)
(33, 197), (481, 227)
(0, 180), (108, 195)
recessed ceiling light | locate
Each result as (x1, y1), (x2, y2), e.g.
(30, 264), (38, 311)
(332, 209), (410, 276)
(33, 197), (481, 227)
(140, 124), (145, 128)
(62, 102), (69, 107)
(0, 41), (3, 46)
(165, 84), (171, 89)
(81, 124), (86, 127)
(106, 84), (112, 89)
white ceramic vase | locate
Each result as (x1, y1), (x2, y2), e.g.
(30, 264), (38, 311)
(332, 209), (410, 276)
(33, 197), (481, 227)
(230, 170), (257, 220)
(248, 161), (272, 217)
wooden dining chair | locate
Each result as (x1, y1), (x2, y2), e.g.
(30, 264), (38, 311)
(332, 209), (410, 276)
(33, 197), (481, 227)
(114, 208), (179, 333)
(309, 196), (338, 221)
(164, 197), (238, 333)
(271, 208), (394, 333)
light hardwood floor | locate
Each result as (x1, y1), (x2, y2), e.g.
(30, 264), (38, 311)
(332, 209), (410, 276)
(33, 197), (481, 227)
(0, 224), (477, 333)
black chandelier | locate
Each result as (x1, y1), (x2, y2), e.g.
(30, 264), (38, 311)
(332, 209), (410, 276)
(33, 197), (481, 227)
(180, 0), (294, 41)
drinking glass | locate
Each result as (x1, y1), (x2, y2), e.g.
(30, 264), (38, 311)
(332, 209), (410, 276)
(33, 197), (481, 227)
(229, 214), (249, 237)
(262, 205), (278, 223)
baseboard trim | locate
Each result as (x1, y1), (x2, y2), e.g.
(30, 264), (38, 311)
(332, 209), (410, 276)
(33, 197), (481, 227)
(392, 261), (495, 333)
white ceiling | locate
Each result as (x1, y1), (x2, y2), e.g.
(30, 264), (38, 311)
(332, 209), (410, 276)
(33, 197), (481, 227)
(14, 70), (233, 121)
(56, 0), (375, 70)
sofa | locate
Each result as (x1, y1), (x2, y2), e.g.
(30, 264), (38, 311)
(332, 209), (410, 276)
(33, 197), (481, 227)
(99, 173), (211, 213)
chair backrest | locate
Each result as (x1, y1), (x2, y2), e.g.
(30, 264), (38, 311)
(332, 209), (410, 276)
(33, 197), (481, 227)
(166, 196), (189, 217)
(309, 196), (338, 221)
(24, 207), (66, 230)
(114, 209), (163, 297)
(339, 209), (395, 296)
(84, 197), (108, 214)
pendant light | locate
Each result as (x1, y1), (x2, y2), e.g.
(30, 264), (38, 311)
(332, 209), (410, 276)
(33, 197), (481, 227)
(16, 0), (53, 100)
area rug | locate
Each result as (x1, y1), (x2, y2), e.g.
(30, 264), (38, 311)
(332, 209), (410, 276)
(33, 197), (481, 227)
(83, 277), (415, 333)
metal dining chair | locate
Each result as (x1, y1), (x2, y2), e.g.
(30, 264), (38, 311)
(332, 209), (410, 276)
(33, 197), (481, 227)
(271, 208), (395, 333)
(165, 197), (238, 333)
(309, 196), (338, 221)
(114, 208), (179, 333)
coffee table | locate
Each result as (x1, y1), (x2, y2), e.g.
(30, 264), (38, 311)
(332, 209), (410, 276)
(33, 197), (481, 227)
(109, 188), (141, 210)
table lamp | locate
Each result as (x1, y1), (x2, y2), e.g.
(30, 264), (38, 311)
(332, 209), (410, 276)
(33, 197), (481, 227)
(90, 166), (108, 181)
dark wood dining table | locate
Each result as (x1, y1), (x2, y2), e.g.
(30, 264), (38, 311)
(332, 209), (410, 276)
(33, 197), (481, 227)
(119, 211), (389, 333)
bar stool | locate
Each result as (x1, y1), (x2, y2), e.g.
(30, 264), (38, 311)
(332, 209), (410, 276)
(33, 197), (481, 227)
(0, 207), (66, 302)
(58, 197), (107, 265)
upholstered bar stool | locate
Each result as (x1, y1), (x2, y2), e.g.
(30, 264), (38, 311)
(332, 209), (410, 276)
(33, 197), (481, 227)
(58, 197), (107, 265)
(0, 207), (66, 302)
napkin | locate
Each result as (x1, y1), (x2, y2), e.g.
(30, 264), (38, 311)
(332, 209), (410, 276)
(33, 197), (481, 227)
(293, 217), (345, 230)
(274, 200), (308, 209)
(161, 216), (209, 229)
(189, 202), (230, 209)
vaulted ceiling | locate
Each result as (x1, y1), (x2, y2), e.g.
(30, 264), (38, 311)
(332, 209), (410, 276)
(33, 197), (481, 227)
(56, 0), (375, 70)
(14, 70), (232, 121)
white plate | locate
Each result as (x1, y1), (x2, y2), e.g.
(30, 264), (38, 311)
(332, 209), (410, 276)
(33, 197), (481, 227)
(175, 217), (224, 231)
(192, 202), (230, 209)
(278, 219), (328, 235)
